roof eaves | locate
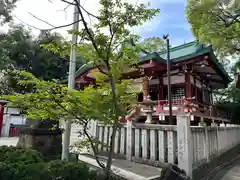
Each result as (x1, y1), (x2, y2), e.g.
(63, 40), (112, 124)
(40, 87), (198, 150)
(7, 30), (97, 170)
(140, 52), (166, 64)
(75, 64), (95, 77)
(169, 45), (232, 83)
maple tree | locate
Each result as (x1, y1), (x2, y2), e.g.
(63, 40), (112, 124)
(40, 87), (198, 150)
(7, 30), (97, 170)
(6, 0), (161, 179)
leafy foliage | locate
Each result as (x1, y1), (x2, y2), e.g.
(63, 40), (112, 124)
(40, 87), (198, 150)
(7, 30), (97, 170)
(0, 0), (18, 24)
(6, 70), (137, 121)
(213, 81), (240, 124)
(0, 146), (123, 180)
(0, 146), (44, 164)
(186, 0), (240, 57)
(7, 0), (160, 178)
(139, 37), (166, 53)
(0, 25), (85, 95)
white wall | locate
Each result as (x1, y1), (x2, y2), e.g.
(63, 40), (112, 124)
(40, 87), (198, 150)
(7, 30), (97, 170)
(1, 107), (26, 137)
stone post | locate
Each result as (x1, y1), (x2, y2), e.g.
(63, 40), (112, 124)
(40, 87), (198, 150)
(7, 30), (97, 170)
(145, 113), (153, 124)
(220, 122), (225, 127)
(204, 123), (210, 162)
(211, 120), (219, 156)
(3, 114), (11, 137)
(220, 122), (227, 151)
(90, 120), (98, 138)
(198, 117), (205, 127)
(198, 120), (210, 161)
(126, 120), (132, 160)
(211, 119), (217, 127)
(177, 115), (193, 179)
(89, 120), (98, 155)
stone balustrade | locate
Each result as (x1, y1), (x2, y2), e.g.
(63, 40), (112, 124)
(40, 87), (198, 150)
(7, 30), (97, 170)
(70, 116), (240, 179)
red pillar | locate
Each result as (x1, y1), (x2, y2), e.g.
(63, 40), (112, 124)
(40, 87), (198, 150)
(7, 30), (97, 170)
(0, 105), (4, 137)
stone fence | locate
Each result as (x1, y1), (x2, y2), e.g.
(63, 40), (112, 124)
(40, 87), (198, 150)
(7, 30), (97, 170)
(87, 115), (240, 179)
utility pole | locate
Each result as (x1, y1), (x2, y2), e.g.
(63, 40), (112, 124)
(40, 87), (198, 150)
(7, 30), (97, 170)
(163, 35), (173, 124)
(62, 1), (80, 160)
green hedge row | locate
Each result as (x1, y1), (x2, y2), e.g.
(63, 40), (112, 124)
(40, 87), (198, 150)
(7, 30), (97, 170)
(0, 160), (98, 180)
(0, 146), (98, 180)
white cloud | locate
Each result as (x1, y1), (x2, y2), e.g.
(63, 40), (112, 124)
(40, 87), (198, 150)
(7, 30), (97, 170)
(2, 0), (154, 38)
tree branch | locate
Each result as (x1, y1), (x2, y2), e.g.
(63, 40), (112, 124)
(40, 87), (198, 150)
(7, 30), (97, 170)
(28, 12), (55, 28)
(45, 20), (83, 31)
(14, 16), (42, 30)
(60, 0), (103, 20)
(73, 0), (103, 59)
(82, 122), (106, 169)
(28, 11), (83, 31)
(213, 6), (240, 27)
(14, 14), (82, 32)
(48, 88), (83, 120)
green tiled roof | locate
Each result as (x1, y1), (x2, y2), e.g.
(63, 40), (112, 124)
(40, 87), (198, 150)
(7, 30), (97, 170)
(158, 41), (204, 61)
(75, 63), (95, 77)
(73, 40), (232, 83)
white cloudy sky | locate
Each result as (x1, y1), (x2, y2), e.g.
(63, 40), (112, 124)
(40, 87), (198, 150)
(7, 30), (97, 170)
(1, 0), (194, 46)
(3, 0), (150, 38)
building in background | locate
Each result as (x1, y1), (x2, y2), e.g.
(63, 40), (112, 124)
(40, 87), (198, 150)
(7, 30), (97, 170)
(1, 107), (26, 137)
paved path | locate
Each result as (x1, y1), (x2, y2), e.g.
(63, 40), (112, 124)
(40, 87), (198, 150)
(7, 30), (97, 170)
(0, 137), (161, 180)
(211, 157), (240, 180)
(0, 137), (18, 146)
(79, 154), (162, 180)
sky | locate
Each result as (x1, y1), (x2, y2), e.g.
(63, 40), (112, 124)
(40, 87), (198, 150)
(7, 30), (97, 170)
(2, 0), (194, 46)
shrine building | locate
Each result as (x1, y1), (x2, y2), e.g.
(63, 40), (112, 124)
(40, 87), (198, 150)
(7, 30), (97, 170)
(72, 41), (232, 125)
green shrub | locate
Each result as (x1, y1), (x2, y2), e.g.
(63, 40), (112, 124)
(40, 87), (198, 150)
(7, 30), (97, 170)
(0, 162), (15, 180)
(0, 146), (44, 164)
(0, 146), (20, 161)
(48, 160), (90, 180)
(0, 162), (51, 180)
(0, 146), (123, 180)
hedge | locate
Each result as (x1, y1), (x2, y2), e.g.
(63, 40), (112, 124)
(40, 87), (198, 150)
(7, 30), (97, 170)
(0, 146), (98, 180)
(0, 146), (126, 180)
(0, 146), (44, 164)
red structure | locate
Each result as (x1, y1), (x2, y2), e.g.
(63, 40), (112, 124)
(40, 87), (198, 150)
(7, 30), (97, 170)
(9, 124), (21, 137)
(70, 41), (232, 124)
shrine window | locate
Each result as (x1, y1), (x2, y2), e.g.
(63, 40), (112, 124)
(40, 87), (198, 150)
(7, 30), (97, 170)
(164, 86), (185, 101)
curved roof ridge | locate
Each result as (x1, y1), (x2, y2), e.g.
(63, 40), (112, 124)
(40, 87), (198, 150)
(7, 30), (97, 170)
(158, 40), (198, 55)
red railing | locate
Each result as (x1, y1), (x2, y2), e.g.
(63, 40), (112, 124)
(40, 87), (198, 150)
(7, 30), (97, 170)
(138, 97), (230, 119)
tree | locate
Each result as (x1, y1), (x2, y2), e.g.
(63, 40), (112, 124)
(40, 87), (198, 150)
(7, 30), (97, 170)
(6, 70), (137, 178)
(186, 0), (240, 57)
(7, 0), (160, 178)
(55, 1), (159, 177)
(0, 25), (84, 94)
(0, 0), (18, 24)
(141, 37), (166, 52)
